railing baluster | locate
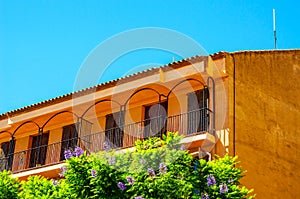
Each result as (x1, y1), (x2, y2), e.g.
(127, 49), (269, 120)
(4, 108), (213, 173)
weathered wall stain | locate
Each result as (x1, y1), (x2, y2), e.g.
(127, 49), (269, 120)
(225, 50), (300, 198)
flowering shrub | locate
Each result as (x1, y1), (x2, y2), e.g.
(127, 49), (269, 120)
(0, 132), (255, 198)
(193, 155), (255, 198)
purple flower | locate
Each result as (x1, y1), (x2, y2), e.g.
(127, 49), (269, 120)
(73, 146), (84, 157)
(59, 166), (67, 177)
(52, 180), (58, 186)
(220, 183), (228, 194)
(228, 178), (234, 183)
(201, 193), (210, 199)
(180, 145), (186, 151)
(147, 168), (156, 177)
(135, 196), (145, 199)
(126, 176), (135, 185)
(109, 156), (116, 165)
(64, 149), (73, 160)
(140, 158), (146, 165)
(103, 141), (110, 150)
(117, 182), (126, 191)
(207, 174), (216, 186)
(91, 169), (97, 178)
(159, 163), (167, 174)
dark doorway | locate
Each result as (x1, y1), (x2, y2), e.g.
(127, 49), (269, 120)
(144, 101), (168, 138)
(60, 124), (78, 161)
(105, 111), (124, 148)
(0, 140), (15, 170)
(187, 89), (209, 134)
(29, 132), (49, 168)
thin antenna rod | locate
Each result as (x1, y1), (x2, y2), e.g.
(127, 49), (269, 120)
(273, 8), (277, 49)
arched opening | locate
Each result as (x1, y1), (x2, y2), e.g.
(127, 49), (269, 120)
(123, 87), (167, 146)
(0, 131), (14, 171)
(165, 78), (210, 136)
(42, 111), (80, 162)
(80, 99), (122, 152)
(12, 121), (42, 170)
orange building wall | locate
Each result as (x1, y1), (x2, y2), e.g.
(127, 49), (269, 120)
(225, 50), (300, 198)
(45, 128), (63, 165)
(1, 61), (214, 179)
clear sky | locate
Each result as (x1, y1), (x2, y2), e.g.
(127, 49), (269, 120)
(0, 0), (299, 114)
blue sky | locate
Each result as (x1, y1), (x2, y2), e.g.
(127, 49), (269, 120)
(0, 0), (299, 114)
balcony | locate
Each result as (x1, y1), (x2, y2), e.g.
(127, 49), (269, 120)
(0, 108), (214, 175)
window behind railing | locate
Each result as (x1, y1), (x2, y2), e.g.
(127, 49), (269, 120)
(187, 89), (209, 134)
(29, 132), (49, 168)
(78, 118), (93, 152)
(105, 111), (124, 148)
(144, 101), (168, 138)
(0, 142), (9, 171)
(60, 124), (78, 161)
(1, 107), (213, 174)
(0, 140), (15, 171)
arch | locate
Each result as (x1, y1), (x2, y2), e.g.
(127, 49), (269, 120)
(0, 130), (15, 171)
(206, 76), (216, 135)
(124, 87), (162, 108)
(166, 78), (206, 98)
(0, 130), (13, 137)
(13, 121), (41, 136)
(42, 110), (79, 130)
(81, 99), (122, 118)
(122, 87), (165, 141)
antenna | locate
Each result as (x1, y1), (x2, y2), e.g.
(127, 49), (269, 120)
(273, 8), (277, 49)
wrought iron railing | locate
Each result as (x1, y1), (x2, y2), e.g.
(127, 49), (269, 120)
(0, 108), (213, 173)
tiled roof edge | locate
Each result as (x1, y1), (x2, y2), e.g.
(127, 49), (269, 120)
(0, 54), (210, 119)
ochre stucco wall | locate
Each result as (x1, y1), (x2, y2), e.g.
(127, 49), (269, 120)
(226, 50), (300, 198)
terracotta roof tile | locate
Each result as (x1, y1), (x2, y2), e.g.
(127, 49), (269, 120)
(0, 54), (210, 119)
(3, 49), (298, 119)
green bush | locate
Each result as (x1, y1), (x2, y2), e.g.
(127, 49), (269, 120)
(0, 132), (255, 198)
(0, 170), (19, 199)
(18, 176), (58, 199)
(121, 132), (195, 198)
(193, 155), (255, 198)
(62, 152), (124, 198)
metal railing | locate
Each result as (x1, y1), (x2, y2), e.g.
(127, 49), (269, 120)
(0, 108), (213, 173)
